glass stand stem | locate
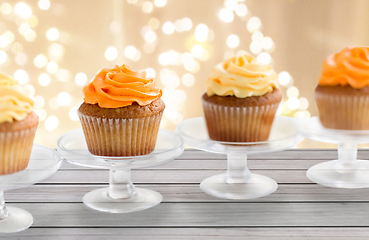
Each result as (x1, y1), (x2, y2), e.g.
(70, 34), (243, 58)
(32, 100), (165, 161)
(0, 191), (8, 220)
(337, 141), (358, 169)
(225, 153), (251, 184)
(108, 169), (136, 199)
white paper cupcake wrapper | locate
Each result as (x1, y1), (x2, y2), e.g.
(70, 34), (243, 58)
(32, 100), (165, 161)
(0, 126), (37, 175)
(315, 92), (369, 130)
(78, 112), (163, 156)
(202, 101), (280, 142)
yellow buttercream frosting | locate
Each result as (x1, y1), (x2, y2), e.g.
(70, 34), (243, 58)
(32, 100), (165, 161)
(206, 51), (278, 98)
(0, 72), (34, 123)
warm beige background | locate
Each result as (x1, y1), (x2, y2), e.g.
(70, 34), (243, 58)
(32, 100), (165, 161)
(1, 0), (369, 148)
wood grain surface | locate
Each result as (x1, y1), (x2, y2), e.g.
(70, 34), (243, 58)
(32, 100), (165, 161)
(1, 149), (369, 239)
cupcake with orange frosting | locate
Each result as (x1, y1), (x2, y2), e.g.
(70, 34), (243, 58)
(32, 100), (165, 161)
(0, 72), (38, 175)
(315, 46), (369, 130)
(202, 51), (282, 142)
(79, 64), (164, 156)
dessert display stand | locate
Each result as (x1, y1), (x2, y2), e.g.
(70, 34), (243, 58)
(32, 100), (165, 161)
(57, 129), (184, 213)
(176, 116), (303, 200)
(299, 116), (369, 188)
(0, 144), (61, 233)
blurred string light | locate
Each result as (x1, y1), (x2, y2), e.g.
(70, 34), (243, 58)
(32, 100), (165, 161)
(56, 69), (70, 82)
(105, 46), (118, 61)
(182, 73), (195, 87)
(38, 0), (51, 10)
(148, 18), (160, 30)
(145, 68), (156, 78)
(69, 107), (79, 121)
(34, 54), (48, 68)
(15, 52), (27, 65)
(38, 73), (51, 86)
(46, 27), (59, 41)
(0, 3), (12, 15)
(44, 116), (59, 131)
(0, 50), (7, 65)
(75, 72), (87, 86)
(14, 69), (29, 85)
(162, 21), (175, 35)
(142, 1), (153, 13)
(194, 24), (208, 42)
(14, 3), (32, 18)
(219, 8), (234, 23)
(154, 0), (167, 7)
(226, 34), (239, 48)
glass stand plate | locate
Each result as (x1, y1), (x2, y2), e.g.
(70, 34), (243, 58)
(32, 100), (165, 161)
(299, 117), (369, 188)
(57, 128), (184, 213)
(82, 188), (162, 213)
(0, 144), (61, 233)
(176, 116), (303, 200)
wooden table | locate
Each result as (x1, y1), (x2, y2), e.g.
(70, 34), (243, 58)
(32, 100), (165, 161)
(2, 149), (369, 239)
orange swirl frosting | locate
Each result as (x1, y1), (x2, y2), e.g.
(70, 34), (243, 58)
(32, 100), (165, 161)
(83, 64), (162, 108)
(319, 47), (369, 89)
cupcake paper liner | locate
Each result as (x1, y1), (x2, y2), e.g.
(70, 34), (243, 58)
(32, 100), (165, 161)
(315, 92), (369, 130)
(78, 112), (163, 156)
(202, 100), (280, 142)
(0, 126), (37, 175)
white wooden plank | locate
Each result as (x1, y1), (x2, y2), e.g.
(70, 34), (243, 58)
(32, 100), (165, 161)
(59, 159), (327, 170)
(57, 149), (346, 166)
(175, 149), (369, 160)
(5, 184), (369, 203)
(2, 228), (369, 240)
(41, 169), (312, 184)
(5, 202), (369, 227)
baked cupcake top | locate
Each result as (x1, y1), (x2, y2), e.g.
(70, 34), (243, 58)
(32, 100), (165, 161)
(0, 72), (34, 124)
(206, 51), (278, 98)
(83, 64), (162, 108)
(319, 47), (369, 89)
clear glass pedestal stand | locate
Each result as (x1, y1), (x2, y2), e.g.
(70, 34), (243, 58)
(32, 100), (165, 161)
(176, 116), (303, 200)
(0, 145), (61, 233)
(299, 117), (369, 188)
(57, 129), (184, 213)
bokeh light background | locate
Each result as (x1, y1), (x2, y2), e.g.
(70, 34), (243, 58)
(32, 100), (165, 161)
(0, 0), (369, 148)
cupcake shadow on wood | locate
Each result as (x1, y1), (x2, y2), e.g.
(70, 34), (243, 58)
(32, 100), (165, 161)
(202, 51), (282, 142)
(79, 64), (164, 157)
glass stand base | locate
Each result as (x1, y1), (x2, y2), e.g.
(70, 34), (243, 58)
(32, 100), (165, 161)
(200, 173), (278, 200)
(307, 160), (369, 188)
(0, 207), (33, 233)
(82, 187), (163, 213)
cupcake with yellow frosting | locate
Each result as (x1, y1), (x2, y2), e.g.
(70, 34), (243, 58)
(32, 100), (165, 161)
(0, 72), (38, 175)
(79, 64), (164, 156)
(202, 51), (282, 142)
(315, 47), (369, 130)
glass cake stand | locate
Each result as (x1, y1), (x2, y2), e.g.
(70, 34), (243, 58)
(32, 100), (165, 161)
(0, 144), (62, 233)
(57, 128), (184, 213)
(176, 116), (303, 200)
(299, 116), (369, 188)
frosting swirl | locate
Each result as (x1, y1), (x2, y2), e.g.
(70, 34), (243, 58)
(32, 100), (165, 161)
(83, 64), (162, 108)
(319, 47), (369, 89)
(0, 72), (35, 123)
(206, 51), (278, 98)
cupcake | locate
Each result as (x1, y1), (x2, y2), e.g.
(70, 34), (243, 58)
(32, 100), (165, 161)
(0, 72), (38, 175)
(202, 51), (282, 142)
(315, 47), (369, 130)
(79, 64), (165, 156)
